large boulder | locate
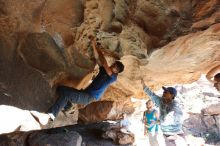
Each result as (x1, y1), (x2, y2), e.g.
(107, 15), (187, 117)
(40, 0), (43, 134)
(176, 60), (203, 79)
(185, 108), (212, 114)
(202, 103), (220, 115)
(28, 131), (82, 146)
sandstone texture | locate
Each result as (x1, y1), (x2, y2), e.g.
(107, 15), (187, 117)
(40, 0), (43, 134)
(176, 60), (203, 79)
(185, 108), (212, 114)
(0, 0), (219, 127)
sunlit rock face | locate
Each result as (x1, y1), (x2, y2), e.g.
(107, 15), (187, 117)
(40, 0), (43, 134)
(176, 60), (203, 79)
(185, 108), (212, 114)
(0, 0), (219, 125)
(141, 24), (220, 91)
(78, 100), (134, 124)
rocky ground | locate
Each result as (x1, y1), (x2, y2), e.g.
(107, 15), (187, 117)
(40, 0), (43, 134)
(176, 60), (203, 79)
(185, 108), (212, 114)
(0, 75), (220, 146)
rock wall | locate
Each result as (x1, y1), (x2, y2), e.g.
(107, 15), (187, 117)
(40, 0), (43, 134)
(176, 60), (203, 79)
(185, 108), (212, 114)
(0, 0), (219, 124)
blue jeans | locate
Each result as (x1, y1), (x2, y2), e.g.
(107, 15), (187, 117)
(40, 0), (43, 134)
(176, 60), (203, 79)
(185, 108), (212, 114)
(48, 86), (96, 117)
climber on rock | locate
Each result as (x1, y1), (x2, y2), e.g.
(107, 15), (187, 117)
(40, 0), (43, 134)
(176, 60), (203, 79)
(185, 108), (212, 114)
(46, 36), (124, 121)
